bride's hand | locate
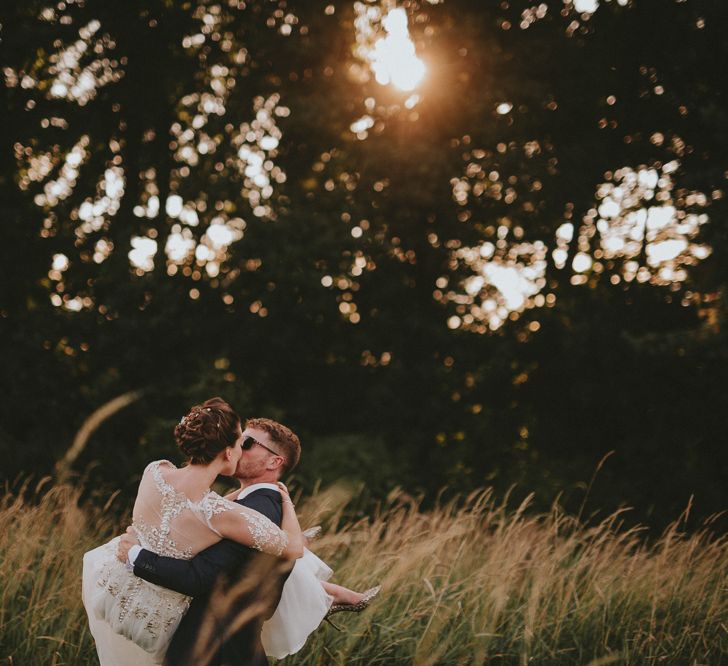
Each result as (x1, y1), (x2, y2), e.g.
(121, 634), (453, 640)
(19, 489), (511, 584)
(276, 482), (304, 558)
(277, 481), (295, 509)
(116, 526), (139, 563)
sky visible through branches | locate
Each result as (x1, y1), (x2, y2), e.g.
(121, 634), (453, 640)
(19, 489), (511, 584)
(10, 0), (714, 331)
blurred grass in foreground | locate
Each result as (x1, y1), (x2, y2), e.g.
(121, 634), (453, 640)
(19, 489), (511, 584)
(1, 480), (726, 665)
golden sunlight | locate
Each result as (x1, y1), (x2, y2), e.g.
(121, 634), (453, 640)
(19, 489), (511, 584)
(355, 5), (426, 92)
(443, 155), (711, 333)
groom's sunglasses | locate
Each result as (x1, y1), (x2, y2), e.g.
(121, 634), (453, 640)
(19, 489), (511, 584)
(241, 435), (281, 457)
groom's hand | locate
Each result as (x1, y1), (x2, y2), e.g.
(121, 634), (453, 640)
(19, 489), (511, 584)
(117, 526), (139, 563)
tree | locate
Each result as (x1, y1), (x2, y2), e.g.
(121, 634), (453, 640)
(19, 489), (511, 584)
(2, 0), (726, 527)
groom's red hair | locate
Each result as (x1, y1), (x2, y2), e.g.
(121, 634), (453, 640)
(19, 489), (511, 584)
(246, 417), (301, 476)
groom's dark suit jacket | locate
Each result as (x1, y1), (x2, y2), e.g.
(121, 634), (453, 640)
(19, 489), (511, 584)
(133, 488), (291, 666)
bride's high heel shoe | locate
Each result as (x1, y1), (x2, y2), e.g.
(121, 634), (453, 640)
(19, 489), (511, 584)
(325, 585), (381, 618)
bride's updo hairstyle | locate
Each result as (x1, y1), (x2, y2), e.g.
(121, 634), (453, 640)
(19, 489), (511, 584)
(174, 397), (241, 464)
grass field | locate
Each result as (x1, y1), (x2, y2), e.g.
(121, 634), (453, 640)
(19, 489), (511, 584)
(1, 479), (726, 665)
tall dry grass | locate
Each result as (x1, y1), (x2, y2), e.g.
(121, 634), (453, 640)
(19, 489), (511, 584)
(0, 480), (726, 665)
(0, 479), (120, 665)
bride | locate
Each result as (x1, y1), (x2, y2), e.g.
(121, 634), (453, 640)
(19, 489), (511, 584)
(82, 398), (304, 665)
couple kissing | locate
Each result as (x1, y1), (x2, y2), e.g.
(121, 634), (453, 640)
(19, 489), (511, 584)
(82, 397), (380, 666)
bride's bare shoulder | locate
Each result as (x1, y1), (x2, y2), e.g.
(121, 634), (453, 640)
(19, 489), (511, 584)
(140, 459), (177, 482)
(143, 459), (175, 471)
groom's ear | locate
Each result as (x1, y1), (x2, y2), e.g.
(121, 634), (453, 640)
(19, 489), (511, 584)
(269, 454), (285, 471)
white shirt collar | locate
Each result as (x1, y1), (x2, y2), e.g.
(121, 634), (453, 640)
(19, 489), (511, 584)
(237, 482), (280, 501)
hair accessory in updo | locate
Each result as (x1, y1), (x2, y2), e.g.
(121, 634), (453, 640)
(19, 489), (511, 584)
(174, 397), (240, 464)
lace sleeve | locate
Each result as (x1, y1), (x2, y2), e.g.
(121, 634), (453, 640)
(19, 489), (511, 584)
(198, 493), (288, 556)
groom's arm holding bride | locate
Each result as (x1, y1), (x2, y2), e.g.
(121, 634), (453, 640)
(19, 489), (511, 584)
(117, 488), (291, 598)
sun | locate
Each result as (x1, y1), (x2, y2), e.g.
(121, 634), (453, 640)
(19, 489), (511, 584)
(369, 8), (426, 92)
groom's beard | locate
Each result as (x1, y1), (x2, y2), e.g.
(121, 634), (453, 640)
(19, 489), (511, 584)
(234, 457), (268, 480)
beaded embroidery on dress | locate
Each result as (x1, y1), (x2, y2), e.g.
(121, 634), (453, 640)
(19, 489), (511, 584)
(197, 492), (288, 555)
(82, 460), (288, 665)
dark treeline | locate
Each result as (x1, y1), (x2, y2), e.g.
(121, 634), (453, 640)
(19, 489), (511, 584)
(1, 0), (727, 528)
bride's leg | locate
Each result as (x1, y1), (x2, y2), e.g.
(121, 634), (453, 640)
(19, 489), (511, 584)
(321, 581), (365, 605)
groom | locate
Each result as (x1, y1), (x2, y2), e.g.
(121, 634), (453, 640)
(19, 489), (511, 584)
(117, 417), (302, 666)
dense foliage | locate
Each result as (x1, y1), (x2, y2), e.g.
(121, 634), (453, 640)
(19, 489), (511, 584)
(1, 0), (727, 527)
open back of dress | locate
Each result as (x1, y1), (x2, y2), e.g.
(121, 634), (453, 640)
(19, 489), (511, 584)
(132, 460), (221, 559)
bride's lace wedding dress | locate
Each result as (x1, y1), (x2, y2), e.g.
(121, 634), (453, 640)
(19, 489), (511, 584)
(82, 460), (288, 665)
